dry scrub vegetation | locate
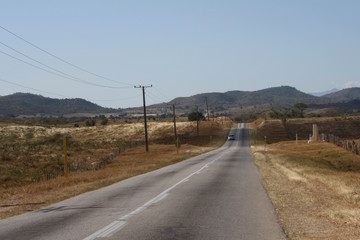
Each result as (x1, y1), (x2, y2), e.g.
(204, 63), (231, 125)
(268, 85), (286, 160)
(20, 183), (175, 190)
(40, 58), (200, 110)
(250, 116), (360, 143)
(253, 141), (360, 239)
(0, 120), (231, 219)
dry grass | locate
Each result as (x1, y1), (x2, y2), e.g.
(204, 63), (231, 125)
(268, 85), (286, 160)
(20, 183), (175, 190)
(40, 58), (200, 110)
(252, 141), (360, 239)
(249, 116), (360, 144)
(0, 120), (230, 219)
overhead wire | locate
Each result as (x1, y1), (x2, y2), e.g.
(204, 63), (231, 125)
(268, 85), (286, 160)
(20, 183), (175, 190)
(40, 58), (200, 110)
(90, 94), (141, 102)
(148, 87), (170, 102)
(0, 41), (132, 89)
(0, 25), (134, 87)
(0, 77), (70, 98)
(146, 90), (166, 104)
(0, 49), (131, 89)
(0, 76), (140, 104)
(153, 86), (171, 102)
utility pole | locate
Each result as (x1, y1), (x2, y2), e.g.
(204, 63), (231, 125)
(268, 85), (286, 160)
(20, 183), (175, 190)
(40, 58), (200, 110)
(135, 85), (152, 152)
(205, 97), (210, 121)
(196, 105), (199, 136)
(172, 104), (177, 143)
(63, 133), (68, 178)
(167, 103), (178, 149)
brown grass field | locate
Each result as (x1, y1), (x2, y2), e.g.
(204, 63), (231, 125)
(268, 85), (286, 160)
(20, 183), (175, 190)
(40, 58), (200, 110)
(0, 120), (232, 219)
(251, 118), (360, 239)
(250, 116), (360, 143)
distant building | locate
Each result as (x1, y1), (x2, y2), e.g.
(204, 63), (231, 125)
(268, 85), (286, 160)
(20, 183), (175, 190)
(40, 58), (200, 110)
(131, 113), (158, 118)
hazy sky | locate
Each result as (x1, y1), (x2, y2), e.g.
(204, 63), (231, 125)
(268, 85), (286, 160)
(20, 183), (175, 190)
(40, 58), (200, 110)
(1, 1), (359, 108)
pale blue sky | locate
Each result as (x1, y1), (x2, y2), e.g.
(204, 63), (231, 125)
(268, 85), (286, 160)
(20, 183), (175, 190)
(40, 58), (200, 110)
(1, 1), (359, 108)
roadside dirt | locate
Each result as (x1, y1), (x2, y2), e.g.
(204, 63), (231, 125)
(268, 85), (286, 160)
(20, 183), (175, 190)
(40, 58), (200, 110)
(252, 141), (360, 239)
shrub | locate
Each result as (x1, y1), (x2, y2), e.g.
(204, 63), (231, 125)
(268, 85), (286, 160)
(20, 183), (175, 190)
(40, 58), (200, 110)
(188, 111), (205, 121)
(100, 119), (108, 125)
(85, 119), (96, 126)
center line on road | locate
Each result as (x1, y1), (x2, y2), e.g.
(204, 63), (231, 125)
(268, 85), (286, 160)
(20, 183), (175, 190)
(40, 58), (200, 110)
(82, 153), (225, 240)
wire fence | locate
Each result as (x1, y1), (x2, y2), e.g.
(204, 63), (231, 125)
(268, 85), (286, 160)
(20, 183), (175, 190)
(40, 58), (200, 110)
(37, 140), (145, 181)
(321, 133), (360, 155)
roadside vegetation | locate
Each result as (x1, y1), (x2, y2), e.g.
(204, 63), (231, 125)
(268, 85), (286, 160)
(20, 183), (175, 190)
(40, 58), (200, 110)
(249, 116), (360, 144)
(0, 119), (232, 219)
(251, 118), (360, 239)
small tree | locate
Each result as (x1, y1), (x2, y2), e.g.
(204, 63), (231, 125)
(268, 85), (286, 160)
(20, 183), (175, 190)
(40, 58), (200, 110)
(85, 119), (96, 126)
(188, 111), (205, 136)
(188, 111), (205, 121)
(294, 102), (308, 118)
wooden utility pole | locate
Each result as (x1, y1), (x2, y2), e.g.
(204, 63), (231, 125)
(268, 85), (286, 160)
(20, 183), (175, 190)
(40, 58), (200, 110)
(172, 104), (177, 144)
(63, 133), (68, 177)
(167, 103), (179, 152)
(196, 106), (199, 136)
(135, 85), (152, 152)
(205, 97), (210, 121)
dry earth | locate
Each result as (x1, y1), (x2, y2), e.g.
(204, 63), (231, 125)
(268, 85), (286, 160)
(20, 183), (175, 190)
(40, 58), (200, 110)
(252, 141), (360, 240)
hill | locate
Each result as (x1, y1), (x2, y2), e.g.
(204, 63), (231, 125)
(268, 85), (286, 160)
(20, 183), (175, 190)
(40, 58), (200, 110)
(0, 93), (115, 117)
(308, 99), (360, 114)
(3, 86), (360, 118)
(166, 86), (320, 112)
(322, 87), (360, 102)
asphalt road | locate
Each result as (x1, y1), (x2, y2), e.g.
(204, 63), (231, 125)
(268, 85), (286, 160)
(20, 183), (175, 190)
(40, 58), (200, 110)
(0, 123), (286, 240)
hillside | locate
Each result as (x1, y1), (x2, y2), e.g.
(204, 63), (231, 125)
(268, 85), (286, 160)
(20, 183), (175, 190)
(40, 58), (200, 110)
(322, 87), (360, 102)
(167, 86), (320, 112)
(308, 99), (360, 114)
(2, 86), (360, 118)
(0, 93), (115, 117)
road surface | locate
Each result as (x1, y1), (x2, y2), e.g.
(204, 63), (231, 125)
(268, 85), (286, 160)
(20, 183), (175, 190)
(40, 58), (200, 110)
(0, 123), (286, 240)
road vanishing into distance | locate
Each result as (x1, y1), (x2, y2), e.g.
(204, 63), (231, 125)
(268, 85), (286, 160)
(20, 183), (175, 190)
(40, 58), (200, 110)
(0, 124), (286, 240)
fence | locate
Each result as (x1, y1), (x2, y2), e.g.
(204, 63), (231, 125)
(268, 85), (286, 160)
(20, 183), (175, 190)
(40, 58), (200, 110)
(321, 133), (360, 155)
(38, 140), (145, 181)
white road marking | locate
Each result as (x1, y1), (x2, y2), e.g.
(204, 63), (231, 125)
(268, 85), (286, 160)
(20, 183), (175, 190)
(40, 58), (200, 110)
(83, 153), (225, 240)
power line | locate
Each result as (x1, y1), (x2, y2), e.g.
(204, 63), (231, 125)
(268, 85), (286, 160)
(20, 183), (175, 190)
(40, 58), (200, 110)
(0, 77), (70, 98)
(146, 90), (165, 104)
(0, 25), (133, 87)
(0, 41), (131, 89)
(153, 86), (171, 102)
(0, 77), (141, 104)
(90, 94), (141, 102)
(0, 49), (131, 89)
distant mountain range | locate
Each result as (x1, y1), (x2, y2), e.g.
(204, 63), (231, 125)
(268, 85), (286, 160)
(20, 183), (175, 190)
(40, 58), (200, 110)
(161, 86), (360, 115)
(322, 87), (360, 102)
(1, 86), (360, 118)
(167, 86), (319, 111)
(309, 88), (339, 97)
(0, 93), (117, 117)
